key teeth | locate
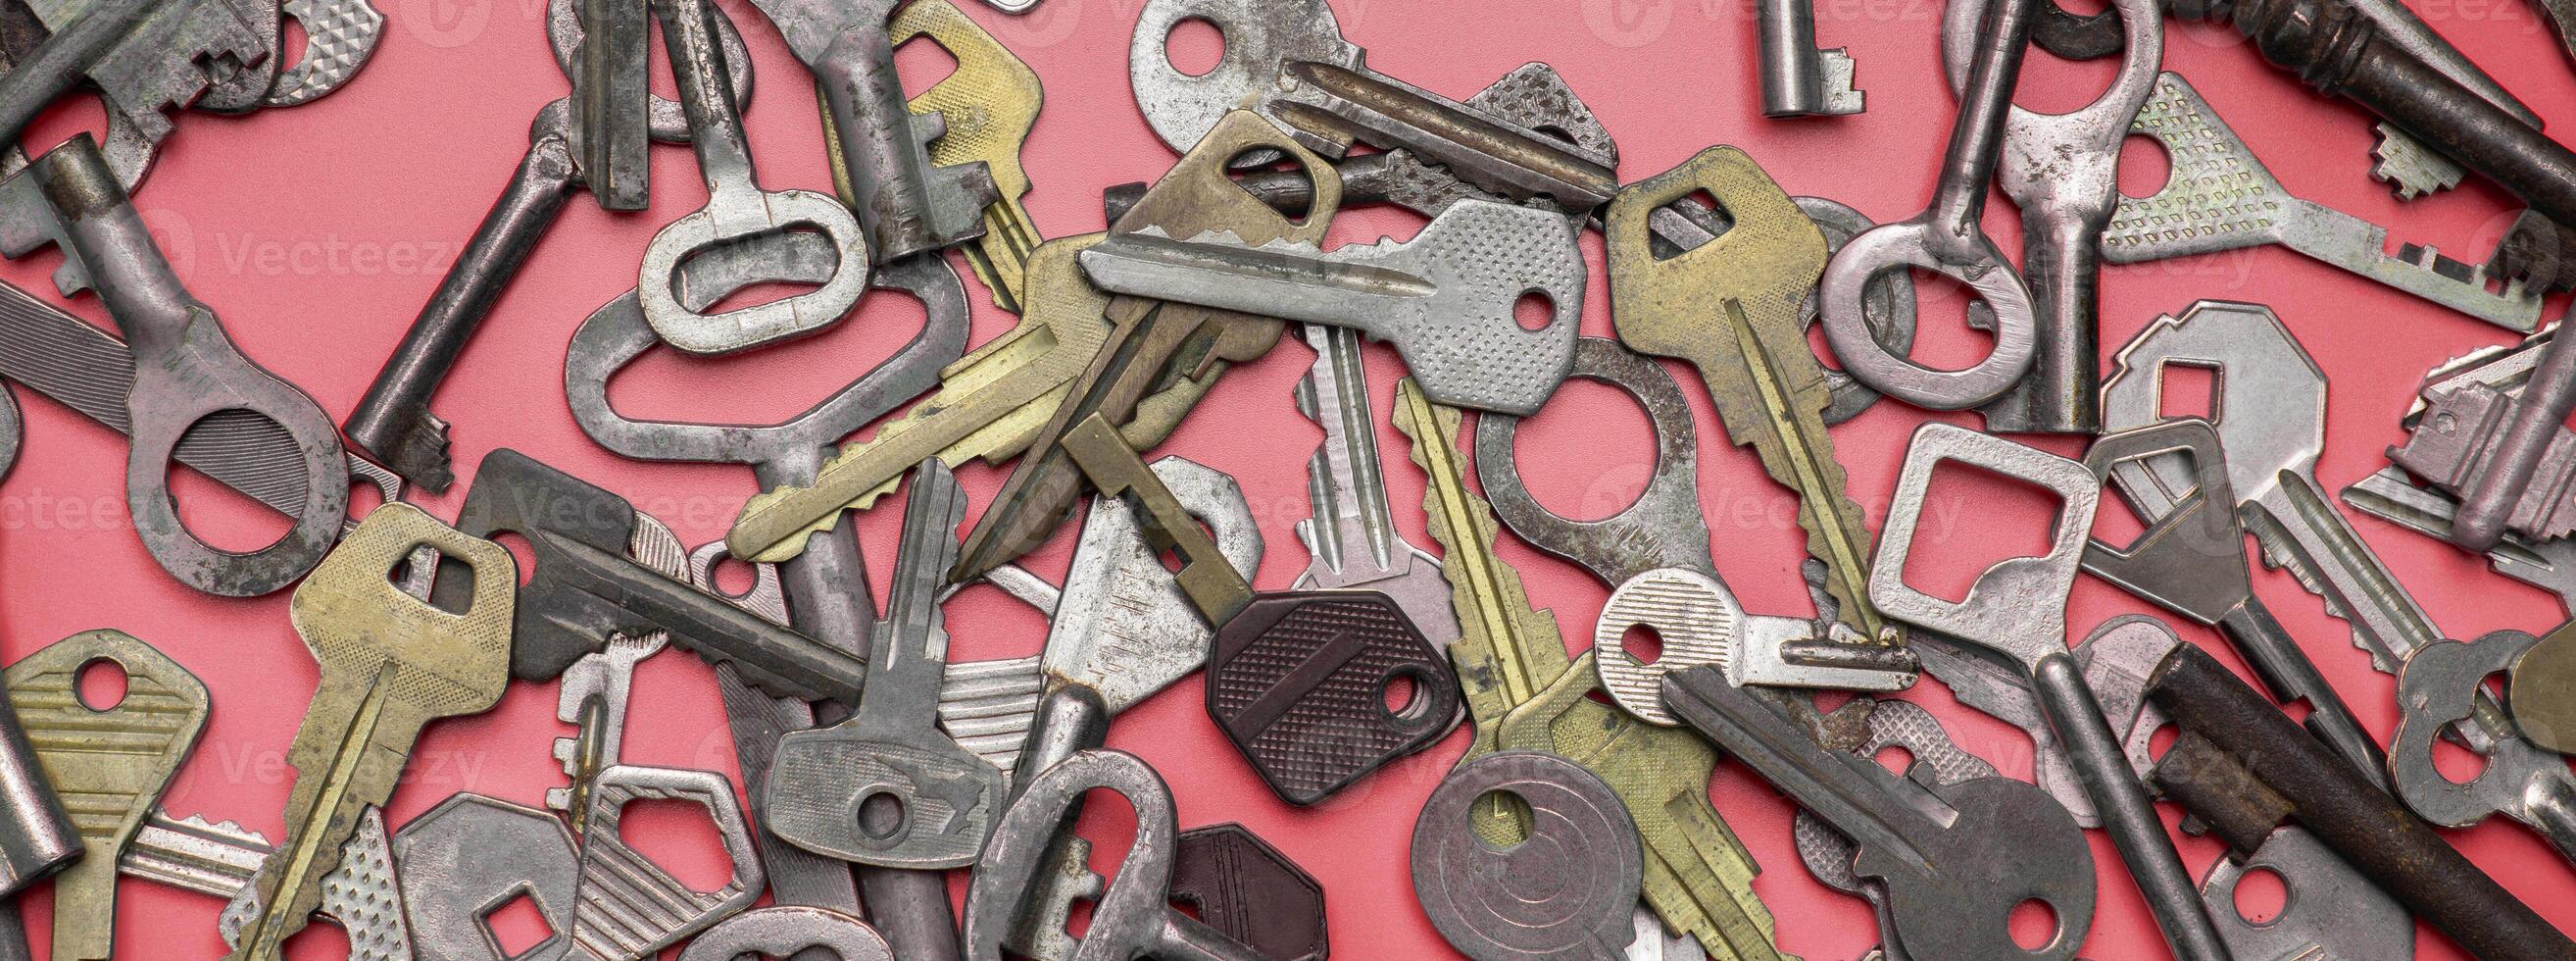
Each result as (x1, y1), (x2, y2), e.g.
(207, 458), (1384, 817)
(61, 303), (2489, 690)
(1817, 50), (1865, 116)
(2371, 125), (2466, 200)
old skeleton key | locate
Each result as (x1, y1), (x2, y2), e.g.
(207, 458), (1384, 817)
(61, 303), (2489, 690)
(1058, 414), (1459, 804)
(0, 0), (263, 167)
(570, 0), (648, 210)
(226, 504), (513, 959)
(1606, 147), (1893, 647)
(638, 0), (870, 355)
(1474, 336), (1917, 726)
(0, 134), (348, 596)
(880, 0), (1042, 311)
(6, 630), (206, 961)
(731, 110), (1327, 566)
(1412, 751), (1644, 960)
(1392, 379), (1786, 961)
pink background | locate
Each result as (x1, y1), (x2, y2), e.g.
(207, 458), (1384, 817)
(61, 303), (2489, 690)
(1, 0), (2573, 957)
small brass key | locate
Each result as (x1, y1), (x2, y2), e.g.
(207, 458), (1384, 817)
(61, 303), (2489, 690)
(227, 504), (516, 959)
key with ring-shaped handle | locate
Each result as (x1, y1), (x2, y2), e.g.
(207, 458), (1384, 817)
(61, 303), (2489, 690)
(1867, 423), (2231, 960)
(1412, 751), (1644, 960)
(638, 0), (869, 355)
(677, 907), (893, 961)
(1058, 413), (1459, 805)
(0, 134), (347, 597)
(2389, 630), (2576, 859)
(1818, 0), (2039, 411)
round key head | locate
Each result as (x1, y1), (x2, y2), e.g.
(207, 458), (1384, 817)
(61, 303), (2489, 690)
(1411, 751), (1642, 961)
(1206, 589), (1461, 805)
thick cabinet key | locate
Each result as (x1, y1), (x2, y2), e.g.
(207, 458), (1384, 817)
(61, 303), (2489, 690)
(570, 0), (647, 210)
(1757, 0), (1863, 117)
(1607, 148), (1888, 645)
(226, 504), (515, 959)
(749, 0), (996, 261)
(0, 0), (264, 155)
(1059, 415), (1459, 805)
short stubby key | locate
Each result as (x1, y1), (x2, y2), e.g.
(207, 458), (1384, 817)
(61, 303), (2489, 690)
(1412, 751), (1643, 961)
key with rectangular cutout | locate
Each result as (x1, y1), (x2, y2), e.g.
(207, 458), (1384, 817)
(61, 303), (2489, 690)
(878, 0), (1042, 311)
(391, 793), (580, 961)
(1392, 378), (1786, 961)
(1059, 413), (1458, 805)
(7, 630), (206, 961)
(226, 503), (515, 959)
(1075, 196), (1582, 416)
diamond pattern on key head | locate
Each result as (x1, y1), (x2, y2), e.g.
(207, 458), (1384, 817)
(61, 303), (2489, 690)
(1208, 594), (1457, 804)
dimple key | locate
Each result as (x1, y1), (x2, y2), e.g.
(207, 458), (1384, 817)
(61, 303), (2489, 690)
(1391, 379), (1786, 961)
(261, 0), (386, 107)
(1060, 415), (1459, 804)
(1607, 147), (1888, 644)
(2106, 73), (2541, 331)
(1076, 196), (1582, 416)
(1662, 664), (2096, 960)
(766, 461), (1006, 867)
(886, 0), (1042, 311)
(7, 630), (206, 961)
(1412, 751), (1644, 960)
(1291, 324), (1459, 651)
(638, 0), (868, 355)
(226, 504), (515, 960)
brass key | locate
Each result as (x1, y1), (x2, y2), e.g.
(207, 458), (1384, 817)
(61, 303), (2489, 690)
(1608, 147), (1890, 648)
(888, 0), (1042, 311)
(729, 110), (1331, 565)
(1391, 378), (1785, 961)
(8, 630), (207, 961)
(227, 504), (516, 960)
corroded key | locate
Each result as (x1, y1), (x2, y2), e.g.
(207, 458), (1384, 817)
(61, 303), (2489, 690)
(1607, 147), (1888, 647)
(884, 0), (1042, 311)
(7, 630), (207, 961)
(227, 504), (515, 959)
(1392, 379), (1785, 961)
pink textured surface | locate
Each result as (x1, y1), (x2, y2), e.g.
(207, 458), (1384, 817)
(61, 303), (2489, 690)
(0, 0), (2570, 958)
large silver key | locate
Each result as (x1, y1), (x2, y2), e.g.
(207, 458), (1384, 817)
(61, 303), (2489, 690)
(1077, 198), (1583, 415)
(2102, 298), (2576, 865)
(1290, 324), (1458, 650)
(1757, 0), (1862, 117)
(2107, 73), (2542, 331)
(115, 808), (411, 961)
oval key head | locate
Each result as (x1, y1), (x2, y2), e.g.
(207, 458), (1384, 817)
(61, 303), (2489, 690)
(1207, 589), (1461, 805)
(1411, 751), (1643, 961)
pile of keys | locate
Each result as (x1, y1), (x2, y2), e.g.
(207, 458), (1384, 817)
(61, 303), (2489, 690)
(0, 0), (2568, 956)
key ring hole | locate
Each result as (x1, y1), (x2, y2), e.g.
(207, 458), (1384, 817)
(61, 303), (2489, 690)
(1468, 788), (1535, 853)
(1511, 290), (1557, 332)
(857, 789), (908, 841)
(75, 657), (127, 712)
(159, 412), (301, 553)
(1618, 624), (1665, 666)
(1379, 664), (1437, 729)
(2230, 866), (2288, 928)
(1503, 379), (1656, 524)
(2008, 897), (2060, 953)
(1166, 17), (1224, 76)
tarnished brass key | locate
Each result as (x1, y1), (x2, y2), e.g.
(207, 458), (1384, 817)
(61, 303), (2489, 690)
(1391, 378), (1785, 961)
(227, 504), (516, 960)
(888, 0), (1042, 311)
(1608, 147), (1889, 648)
(8, 630), (207, 961)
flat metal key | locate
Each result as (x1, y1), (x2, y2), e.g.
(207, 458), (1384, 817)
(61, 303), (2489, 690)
(2388, 630), (2576, 858)
(767, 461), (1007, 867)
(1130, 0), (1620, 218)
(677, 907), (892, 961)
(2100, 299), (2576, 865)
(1789, 696), (2006, 960)
(1291, 323), (1459, 652)
(0, 134), (348, 596)
(113, 807), (411, 961)
(1076, 195), (1583, 416)
(1817, 0), (2038, 412)
(1391, 379), (1786, 961)
(392, 793), (580, 961)
(749, 0), (995, 261)
(1606, 147), (1889, 644)
(1412, 751), (1644, 960)
(638, 0), (869, 355)
(6, 630), (206, 961)
(1662, 663), (2096, 959)
(881, 0), (1042, 311)
(544, 512), (687, 834)
(949, 110), (1341, 581)
(1059, 414), (1460, 805)
(226, 504), (515, 959)
(1757, 0), (1863, 117)
(568, 766), (765, 959)
(2105, 73), (2542, 332)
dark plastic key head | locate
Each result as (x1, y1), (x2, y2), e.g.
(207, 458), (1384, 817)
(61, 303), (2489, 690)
(445, 448), (640, 683)
(1411, 751), (1643, 961)
(1208, 589), (1460, 805)
(1170, 824), (1327, 961)
(2078, 418), (2245, 623)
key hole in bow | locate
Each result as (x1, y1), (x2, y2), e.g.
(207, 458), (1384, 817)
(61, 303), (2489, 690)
(2012, 21), (2125, 115)
(1618, 624), (1665, 666)
(618, 798), (732, 893)
(2010, 898), (2061, 952)
(162, 414), (298, 553)
(1468, 789), (1535, 852)
(74, 658), (126, 712)
(1507, 379), (1654, 523)
(1063, 787), (1145, 941)
(2232, 866), (2288, 927)
(480, 888), (555, 958)
(856, 789), (908, 841)
(1902, 462), (2064, 603)
(893, 35), (960, 92)
(275, 921), (351, 960)
(672, 229), (834, 317)
(2432, 674), (2506, 784)
(1652, 189), (1732, 260)
(1896, 270), (2000, 373)
(611, 282), (926, 427)
(2116, 134), (2172, 200)
(1164, 18), (1224, 76)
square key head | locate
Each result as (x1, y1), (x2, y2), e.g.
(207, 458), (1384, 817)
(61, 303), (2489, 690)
(446, 449), (641, 682)
(291, 503), (516, 713)
(1207, 589), (1461, 806)
(1870, 423), (2101, 672)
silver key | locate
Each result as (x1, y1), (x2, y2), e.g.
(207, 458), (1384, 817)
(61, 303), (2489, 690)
(392, 793), (579, 961)
(1077, 199), (1582, 415)
(1757, 0), (1862, 117)
(213, 808), (411, 961)
(1791, 697), (2001, 961)
(2344, 467), (2576, 614)
(547, 515), (685, 830)
(569, 766), (764, 959)
(2107, 74), (2542, 332)
(1290, 323), (1459, 649)
(2389, 630), (2576, 860)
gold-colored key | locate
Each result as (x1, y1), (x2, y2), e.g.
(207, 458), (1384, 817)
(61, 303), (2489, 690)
(1392, 378), (1786, 961)
(9, 630), (206, 961)
(892, 0), (1042, 311)
(227, 504), (516, 959)
(1608, 147), (1891, 647)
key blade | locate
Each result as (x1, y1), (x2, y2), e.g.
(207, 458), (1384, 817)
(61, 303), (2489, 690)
(893, 0), (1042, 311)
(1044, 457), (1263, 708)
(1081, 229), (1435, 313)
(2344, 468), (2576, 612)
(124, 812), (269, 897)
(1295, 324), (1402, 581)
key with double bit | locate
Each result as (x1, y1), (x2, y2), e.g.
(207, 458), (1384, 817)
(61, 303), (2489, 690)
(1131, 0), (1620, 218)
(2100, 299), (2576, 864)
(226, 504), (514, 959)
(1757, 0), (1863, 117)
(2105, 73), (2542, 332)
(1818, 0), (2038, 412)
(6, 630), (206, 961)
(1873, 426), (2232, 960)
(1607, 148), (1891, 643)
(880, 0), (1041, 311)
(0, 134), (348, 596)
(1412, 751), (1644, 960)
(0, 0), (262, 156)
(392, 793), (580, 961)
(1392, 379), (1785, 961)
(749, 0), (994, 261)
(1059, 414), (1460, 804)
(638, 0), (869, 355)
(1076, 195), (1582, 416)
(1663, 663), (2096, 959)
